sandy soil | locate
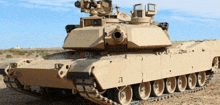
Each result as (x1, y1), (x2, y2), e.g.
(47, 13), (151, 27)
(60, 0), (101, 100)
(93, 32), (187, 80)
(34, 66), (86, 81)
(0, 75), (6, 89)
(0, 49), (220, 105)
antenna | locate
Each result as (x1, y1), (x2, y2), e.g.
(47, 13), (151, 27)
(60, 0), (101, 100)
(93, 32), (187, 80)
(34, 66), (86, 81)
(145, 4), (147, 11)
(145, 4), (147, 16)
(115, 4), (119, 12)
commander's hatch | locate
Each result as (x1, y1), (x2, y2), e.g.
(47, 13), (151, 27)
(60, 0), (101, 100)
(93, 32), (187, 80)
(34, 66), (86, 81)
(147, 3), (157, 17)
(130, 3), (157, 24)
(115, 11), (131, 22)
(132, 4), (145, 17)
(114, 5), (131, 22)
(131, 3), (157, 17)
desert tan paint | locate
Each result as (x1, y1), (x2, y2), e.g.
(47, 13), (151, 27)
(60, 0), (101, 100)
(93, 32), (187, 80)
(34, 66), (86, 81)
(91, 40), (220, 89)
(127, 26), (172, 48)
(14, 68), (76, 89)
(62, 27), (105, 50)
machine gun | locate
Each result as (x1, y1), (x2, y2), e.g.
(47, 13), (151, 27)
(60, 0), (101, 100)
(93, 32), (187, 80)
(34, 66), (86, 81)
(75, 0), (113, 16)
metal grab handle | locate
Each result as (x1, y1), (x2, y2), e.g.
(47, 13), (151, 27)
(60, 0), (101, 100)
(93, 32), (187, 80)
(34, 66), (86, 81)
(4, 65), (11, 76)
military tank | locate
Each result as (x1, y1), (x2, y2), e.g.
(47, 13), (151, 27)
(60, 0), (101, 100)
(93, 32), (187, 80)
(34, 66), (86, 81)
(1, 0), (220, 105)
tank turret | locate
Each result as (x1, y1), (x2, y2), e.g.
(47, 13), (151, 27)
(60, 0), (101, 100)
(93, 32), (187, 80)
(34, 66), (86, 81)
(62, 0), (172, 51)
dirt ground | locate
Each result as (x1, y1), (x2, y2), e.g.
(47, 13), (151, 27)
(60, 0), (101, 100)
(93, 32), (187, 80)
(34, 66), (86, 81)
(0, 49), (220, 105)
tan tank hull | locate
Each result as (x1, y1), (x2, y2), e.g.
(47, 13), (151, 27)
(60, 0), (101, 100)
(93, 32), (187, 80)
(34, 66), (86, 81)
(1, 40), (220, 104)
(9, 40), (218, 90)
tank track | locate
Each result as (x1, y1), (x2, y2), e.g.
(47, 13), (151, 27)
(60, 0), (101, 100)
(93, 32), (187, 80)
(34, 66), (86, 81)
(75, 71), (215, 105)
(2, 71), (215, 105)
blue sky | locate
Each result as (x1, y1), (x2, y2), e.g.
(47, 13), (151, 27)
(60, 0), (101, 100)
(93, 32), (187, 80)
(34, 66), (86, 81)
(0, 0), (220, 49)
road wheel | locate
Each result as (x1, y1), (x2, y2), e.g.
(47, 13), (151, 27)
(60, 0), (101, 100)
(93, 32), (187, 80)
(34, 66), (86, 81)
(176, 75), (187, 92)
(114, 85), (133, 105)
(164, 77), (176, 94)
(151, 79), (165, 97)
(133, 82), (151, 100)
(197, 72), (206, 87)
(187, 73), (197, 90)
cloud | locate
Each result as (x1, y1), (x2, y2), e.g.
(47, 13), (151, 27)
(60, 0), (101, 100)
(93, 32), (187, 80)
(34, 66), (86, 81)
(18, 0), (76, 11)
(0, 0), (8, 5)
(27, 0), (75, 7)
(0, 0), (6, 3)
(18, 3), (70, 11)
(171, 16), (220, 28)
(171, 16), (215, 22)
(113, 0), (220, 18)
